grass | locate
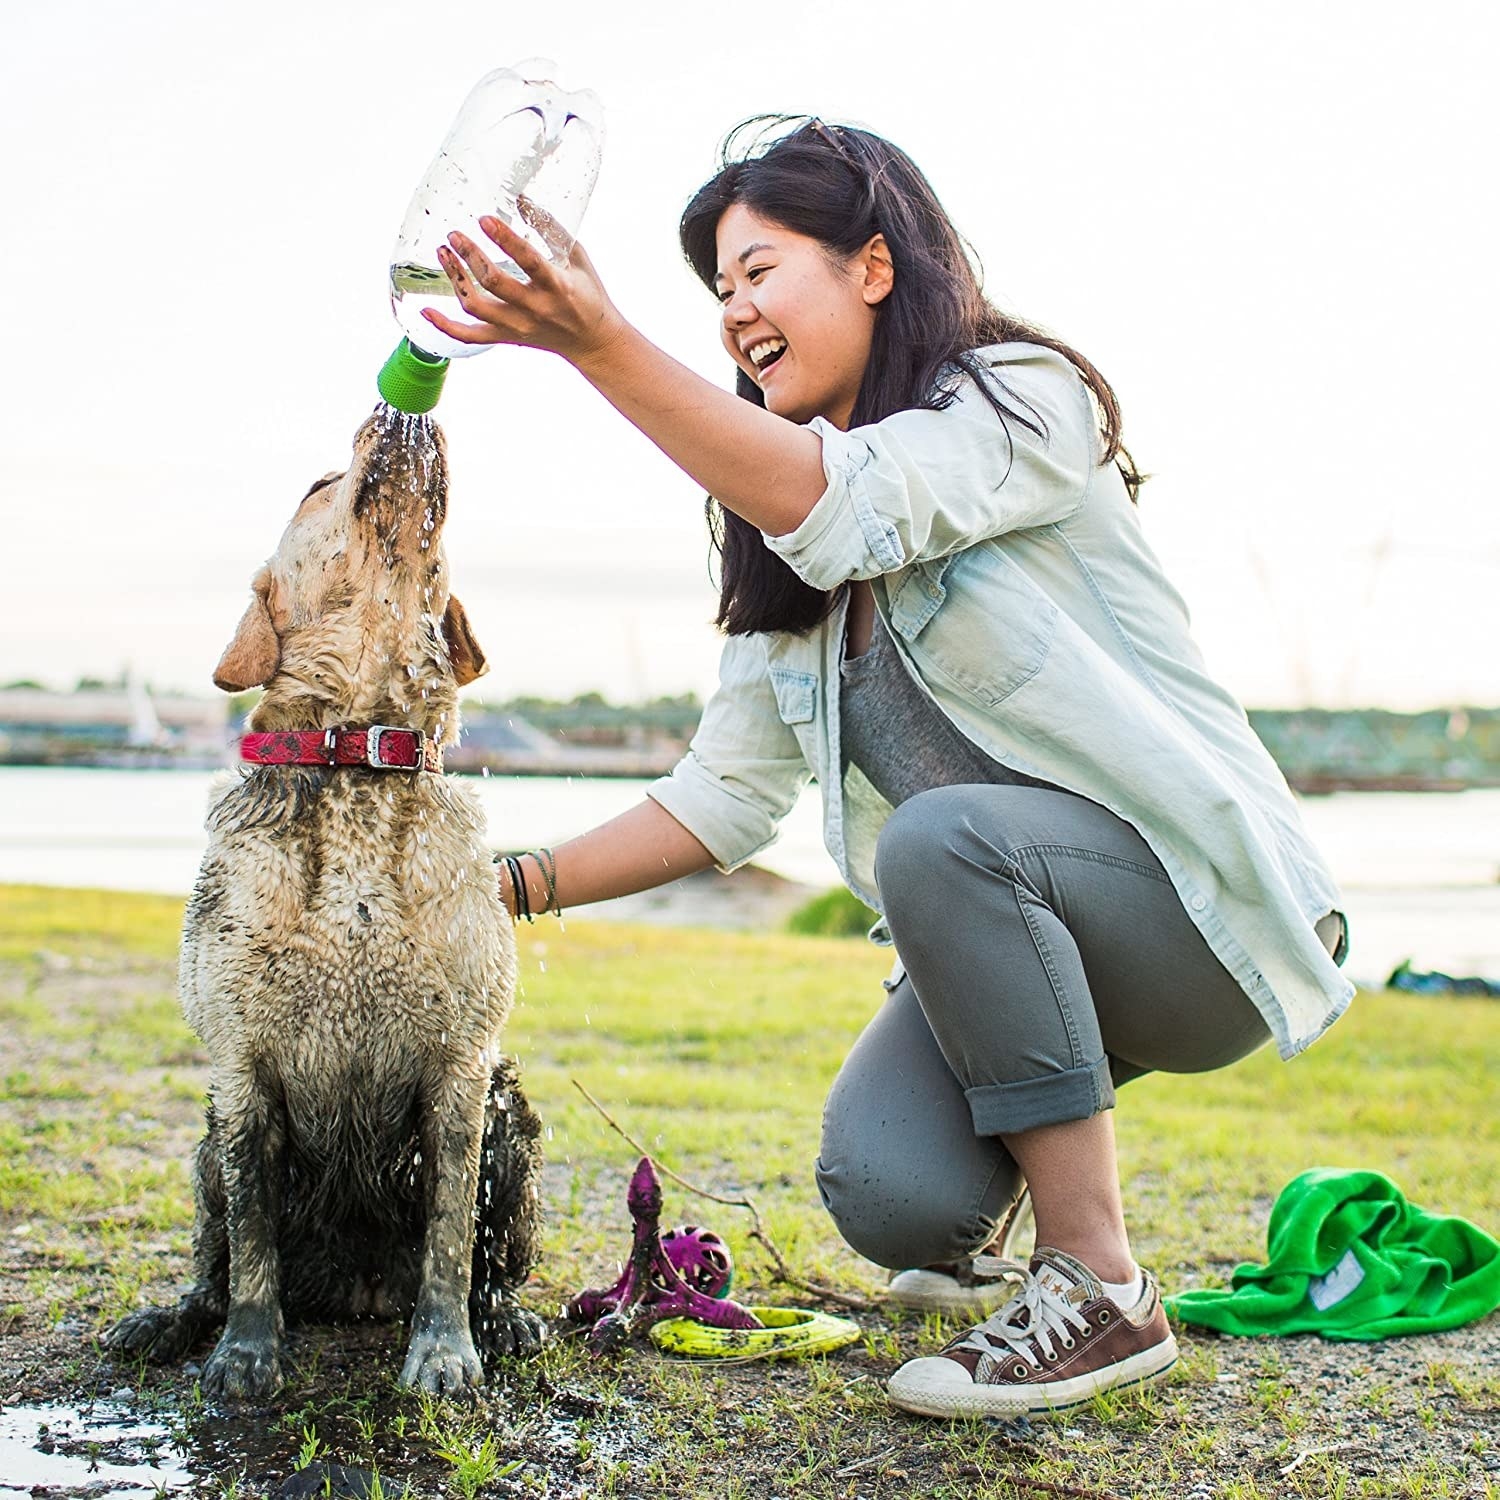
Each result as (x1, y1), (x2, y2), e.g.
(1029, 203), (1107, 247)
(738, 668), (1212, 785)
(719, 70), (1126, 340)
(0, 882), (1497, 1498)
(784, 885), (880, 937)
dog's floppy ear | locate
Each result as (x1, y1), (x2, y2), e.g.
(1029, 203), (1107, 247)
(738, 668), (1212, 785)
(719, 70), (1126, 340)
(213, 568), (281, 692)
(442, 593), (488, 686)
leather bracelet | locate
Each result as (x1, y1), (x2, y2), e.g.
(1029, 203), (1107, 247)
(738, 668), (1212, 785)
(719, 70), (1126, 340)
(496, 853), (516, 916)
(513, 855), (533, 922)
(502, 853), (531, 923)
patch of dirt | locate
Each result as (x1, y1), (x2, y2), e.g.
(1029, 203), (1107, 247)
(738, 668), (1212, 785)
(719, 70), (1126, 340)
(4, 1222), (1497, 1497)
(1, 950), (1497, 1498)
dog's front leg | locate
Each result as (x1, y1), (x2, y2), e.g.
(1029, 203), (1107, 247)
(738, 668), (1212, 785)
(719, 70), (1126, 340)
(201, 1072), (286, 1401)
(400, 1069), (488, 1395)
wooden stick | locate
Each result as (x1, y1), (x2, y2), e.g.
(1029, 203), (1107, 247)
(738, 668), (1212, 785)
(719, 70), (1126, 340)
(835, 1447), (895, 1477)
(571, 1079), (875, 1311)
(1280, 1441), (1372, 1477)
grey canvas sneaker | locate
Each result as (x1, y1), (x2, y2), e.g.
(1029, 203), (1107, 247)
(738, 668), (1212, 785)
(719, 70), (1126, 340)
(885, 1187), (1034, 1316)
(886, 1246), (1179, 1419)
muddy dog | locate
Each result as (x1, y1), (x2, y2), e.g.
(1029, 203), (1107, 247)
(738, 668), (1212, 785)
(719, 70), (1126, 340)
(105, 406), (544, 1399)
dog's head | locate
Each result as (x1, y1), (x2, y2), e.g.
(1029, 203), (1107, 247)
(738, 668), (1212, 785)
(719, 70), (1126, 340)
(215, 407), (486, 744)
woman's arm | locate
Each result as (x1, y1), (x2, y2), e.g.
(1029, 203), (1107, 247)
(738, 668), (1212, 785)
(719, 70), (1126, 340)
(500, 797), (717, 919)
(431, 223), (1095, 588)
(500, 633), (814, 920)
(427, 221), (826, 537)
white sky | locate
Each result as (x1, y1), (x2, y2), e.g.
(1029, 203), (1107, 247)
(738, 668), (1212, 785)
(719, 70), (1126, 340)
(3, 0), (1495, 710)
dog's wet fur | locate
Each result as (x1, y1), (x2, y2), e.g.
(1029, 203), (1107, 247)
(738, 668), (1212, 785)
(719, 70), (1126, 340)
(105, 406), (544, 1400)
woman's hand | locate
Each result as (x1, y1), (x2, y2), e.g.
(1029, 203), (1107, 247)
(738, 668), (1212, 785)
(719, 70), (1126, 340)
(425, 214), (627, 368)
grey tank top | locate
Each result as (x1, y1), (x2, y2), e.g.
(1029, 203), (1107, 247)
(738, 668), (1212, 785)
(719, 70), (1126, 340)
(839, 612), (1063, 805)
(839, 617), (1348, 962)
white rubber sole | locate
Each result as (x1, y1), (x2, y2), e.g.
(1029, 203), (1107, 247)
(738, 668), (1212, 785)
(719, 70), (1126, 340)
(884, 1190), (1035, 1315)
(884, 1267), (1024, 1317)
(886, 1335), (1180, 1419)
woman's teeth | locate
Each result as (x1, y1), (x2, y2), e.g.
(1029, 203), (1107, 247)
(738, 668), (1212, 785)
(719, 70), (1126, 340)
(748, 337), (787, 371)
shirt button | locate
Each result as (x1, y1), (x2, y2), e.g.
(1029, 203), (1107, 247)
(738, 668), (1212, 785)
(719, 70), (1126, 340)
(1190, 895), (1208, 912)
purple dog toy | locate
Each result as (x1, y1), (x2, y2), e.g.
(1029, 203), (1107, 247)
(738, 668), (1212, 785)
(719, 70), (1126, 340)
(563, 1157), (762, 1351)
(662, 1224), (734, 1299)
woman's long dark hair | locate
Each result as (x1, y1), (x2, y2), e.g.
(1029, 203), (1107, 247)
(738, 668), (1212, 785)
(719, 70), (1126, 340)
(679, 116), (1142, 636)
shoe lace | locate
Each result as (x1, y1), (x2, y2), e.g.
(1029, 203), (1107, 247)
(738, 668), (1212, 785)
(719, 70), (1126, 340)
(970, 1253), (1025, 1283)
(954, 1264), (1092, 1369)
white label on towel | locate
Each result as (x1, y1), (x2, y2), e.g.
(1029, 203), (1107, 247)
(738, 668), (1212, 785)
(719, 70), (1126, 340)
(1307, 1247), (1366, 1311)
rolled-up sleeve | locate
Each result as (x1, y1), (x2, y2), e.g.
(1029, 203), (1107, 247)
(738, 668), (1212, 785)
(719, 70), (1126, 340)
(647, 635), (812, 871)
(763, 347), (1095, 591)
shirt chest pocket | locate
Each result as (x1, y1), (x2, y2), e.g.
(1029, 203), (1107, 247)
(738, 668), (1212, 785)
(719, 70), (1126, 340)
(769, 667), (818, 724)
(888, 546), (1058, 706)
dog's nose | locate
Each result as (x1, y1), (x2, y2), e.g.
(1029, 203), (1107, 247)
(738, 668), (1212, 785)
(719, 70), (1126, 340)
(364, 403), (441, 454)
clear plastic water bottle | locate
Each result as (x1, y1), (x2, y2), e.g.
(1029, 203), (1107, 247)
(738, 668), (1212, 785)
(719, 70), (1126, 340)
(378, 59), (604, 414)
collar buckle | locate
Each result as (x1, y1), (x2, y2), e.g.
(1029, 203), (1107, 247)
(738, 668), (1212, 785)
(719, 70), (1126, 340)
(366, 724), (418, 770)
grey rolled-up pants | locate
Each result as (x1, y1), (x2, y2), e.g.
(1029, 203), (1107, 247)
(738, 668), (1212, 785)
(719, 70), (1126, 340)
(815, 784), (1275, 1271)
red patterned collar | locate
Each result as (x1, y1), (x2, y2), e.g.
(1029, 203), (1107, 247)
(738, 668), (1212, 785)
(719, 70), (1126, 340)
(239, 725), (442, 773)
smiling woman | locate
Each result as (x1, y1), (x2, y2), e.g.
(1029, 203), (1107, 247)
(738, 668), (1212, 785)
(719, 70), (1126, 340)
(710, 203), (890, 431)
(677, 117), (1138, 637)
(423, 111), (1353, 1427)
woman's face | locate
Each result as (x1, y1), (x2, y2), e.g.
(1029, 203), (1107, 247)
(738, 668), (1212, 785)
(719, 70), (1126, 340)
(714, 203), (891, 430)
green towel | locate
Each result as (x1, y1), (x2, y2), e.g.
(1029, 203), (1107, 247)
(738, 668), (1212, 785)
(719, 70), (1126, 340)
(1165, 1168), (1500, 1340)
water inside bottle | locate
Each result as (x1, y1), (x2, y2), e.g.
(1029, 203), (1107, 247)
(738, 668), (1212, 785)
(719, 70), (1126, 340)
(390, 262), (468, 360)
(389, 65), (603, 361)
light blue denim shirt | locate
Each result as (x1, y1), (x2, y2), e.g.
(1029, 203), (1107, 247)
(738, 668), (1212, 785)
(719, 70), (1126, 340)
(648, 342), (1354, 1060)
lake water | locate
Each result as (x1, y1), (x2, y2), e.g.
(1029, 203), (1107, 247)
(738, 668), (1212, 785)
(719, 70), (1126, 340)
(1, 766), (1496, 988)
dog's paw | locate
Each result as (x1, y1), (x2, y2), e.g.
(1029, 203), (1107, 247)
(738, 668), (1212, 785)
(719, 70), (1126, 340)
(103, 1307), (199, 1363)
(202, 1333), (282, 1401)
(399, 1326), (485, 1396)
(478, 1303), (548, 1360)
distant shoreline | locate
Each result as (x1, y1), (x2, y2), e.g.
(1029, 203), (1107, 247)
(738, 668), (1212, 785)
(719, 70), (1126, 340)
(3, 771), (1498, 982)
(1, 755), (1494, 794)
(4, 692), (1499, 791)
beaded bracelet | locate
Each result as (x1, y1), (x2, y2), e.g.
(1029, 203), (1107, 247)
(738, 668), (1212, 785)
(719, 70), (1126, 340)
(533, 846), (560, 918)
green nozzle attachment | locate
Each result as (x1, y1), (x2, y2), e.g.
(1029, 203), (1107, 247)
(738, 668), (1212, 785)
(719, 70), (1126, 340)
(378, 338), (450, 414)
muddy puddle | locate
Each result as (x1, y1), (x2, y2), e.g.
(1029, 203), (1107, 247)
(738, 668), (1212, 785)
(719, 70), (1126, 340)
(0, 1392), (344, 1497)
(0, 1397), (197, 1495)
(0, 1377), (654, 1499)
